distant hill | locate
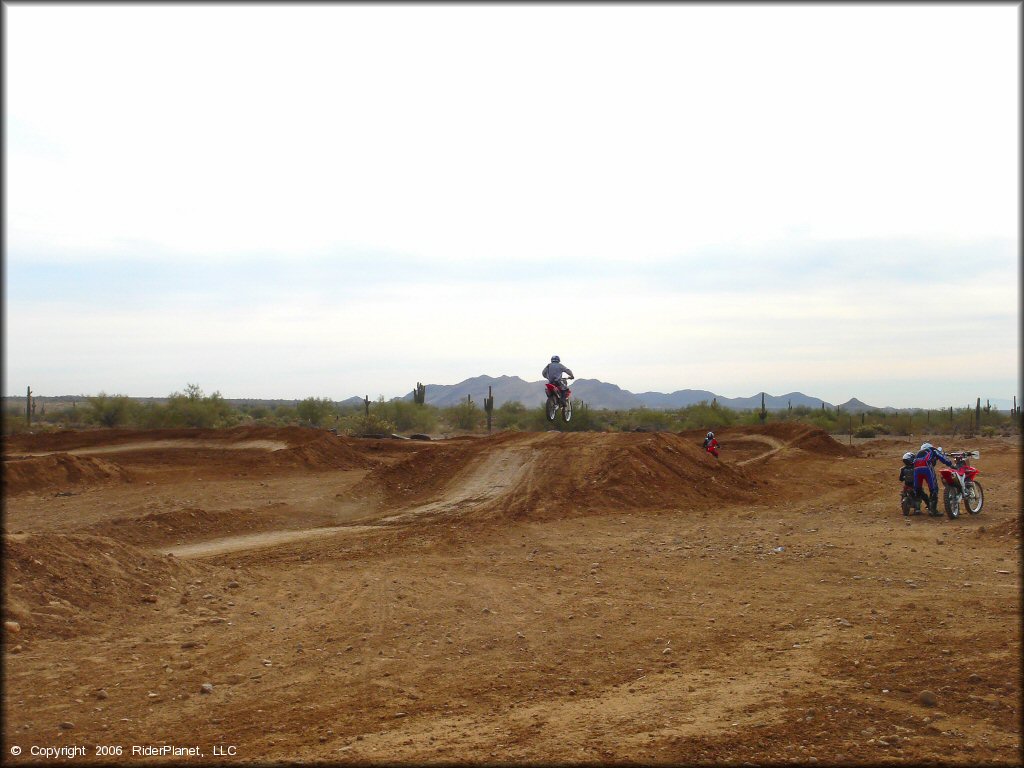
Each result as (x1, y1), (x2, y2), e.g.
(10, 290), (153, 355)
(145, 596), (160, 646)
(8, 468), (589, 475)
(5, 385), (947, 414)
(385, 375), (892, 412)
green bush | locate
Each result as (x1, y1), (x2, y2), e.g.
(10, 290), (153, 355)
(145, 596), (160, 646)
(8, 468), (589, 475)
(337, 411), (396, 436)
(86, 392), (135, 428)
(297, 397), (336, 427)
(375, 399), (439, 433)
(443, 400), (482, 431)
(494, 401), (529, 430)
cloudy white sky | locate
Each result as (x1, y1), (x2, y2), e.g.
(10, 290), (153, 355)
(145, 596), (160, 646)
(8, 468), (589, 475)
(4, 3), (1020, 409)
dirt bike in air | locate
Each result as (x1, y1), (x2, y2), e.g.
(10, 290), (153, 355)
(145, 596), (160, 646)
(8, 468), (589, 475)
(938, 450), (984, 519)
(545, 377), (573, 423)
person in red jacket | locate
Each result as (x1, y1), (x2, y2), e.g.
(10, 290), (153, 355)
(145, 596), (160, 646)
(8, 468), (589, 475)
(702, 431), (719, 458)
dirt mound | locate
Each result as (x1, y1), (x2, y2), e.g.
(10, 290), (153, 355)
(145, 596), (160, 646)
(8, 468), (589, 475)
(682, 424), (858, 459)
(83, 507), (264, 548)
(2, 427), (373, 490)
(2, 453), (133, 495)
(354, 432), (518, 505)
(355, 432), (761, 523)
(983, 516), (1021, 540)
(3, 533), (213, 639)
(500, 432), (759, 519)
(267, 430), (375, 471)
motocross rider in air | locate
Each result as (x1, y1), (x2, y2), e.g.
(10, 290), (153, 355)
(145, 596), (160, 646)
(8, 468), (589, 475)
(913, 442), (953, 516)
(542, 356), (574, 405)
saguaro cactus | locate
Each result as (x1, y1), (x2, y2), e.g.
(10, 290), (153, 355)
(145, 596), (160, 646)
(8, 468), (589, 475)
(413, 382), (426, 405)
(759, 392), (767, 423)
(484, 386), (494, 433)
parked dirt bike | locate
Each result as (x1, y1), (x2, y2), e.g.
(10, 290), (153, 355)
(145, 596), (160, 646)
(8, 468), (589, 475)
(939, 450), (983, 519)
(900, 485), (925, 516)
(544, 377), (573, 423)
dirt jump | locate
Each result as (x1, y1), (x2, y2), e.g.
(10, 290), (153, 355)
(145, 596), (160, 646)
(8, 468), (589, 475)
(3, 424), (1020, 764)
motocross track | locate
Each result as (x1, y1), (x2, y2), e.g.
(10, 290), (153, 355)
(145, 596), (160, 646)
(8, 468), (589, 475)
(2, 424), (1021, 765)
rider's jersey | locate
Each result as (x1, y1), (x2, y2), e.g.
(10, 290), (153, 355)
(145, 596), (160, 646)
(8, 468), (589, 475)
(542, 362), (574, 383)
(914, 447), (952, 471)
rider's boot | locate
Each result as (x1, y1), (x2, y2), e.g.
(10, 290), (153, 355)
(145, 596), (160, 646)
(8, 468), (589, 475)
(928, 491), (941, 516)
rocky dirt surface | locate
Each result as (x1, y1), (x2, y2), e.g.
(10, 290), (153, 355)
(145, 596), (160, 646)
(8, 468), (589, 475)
(3, 424), (1020, 764)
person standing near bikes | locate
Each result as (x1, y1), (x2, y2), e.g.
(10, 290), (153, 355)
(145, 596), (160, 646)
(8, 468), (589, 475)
(900, 450), (928, 514)
(914, 442), (953, 516)
(542, 355), (574, 404)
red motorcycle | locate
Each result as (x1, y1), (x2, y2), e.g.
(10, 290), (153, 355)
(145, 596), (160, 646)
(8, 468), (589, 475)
(938, 450), (983, 519)
(544, 377), (573, 423)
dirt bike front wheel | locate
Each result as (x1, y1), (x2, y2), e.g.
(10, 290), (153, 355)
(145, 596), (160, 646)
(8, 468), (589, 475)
(545, 396), (558, 422)
(944, 486), (961, 519)
(562, 397), (573, 423)
(965, 481), (984, 514)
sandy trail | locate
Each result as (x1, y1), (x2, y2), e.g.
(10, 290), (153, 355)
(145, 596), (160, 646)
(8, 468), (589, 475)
(163, 440), (541, 558)
(9, 439), (289, 457)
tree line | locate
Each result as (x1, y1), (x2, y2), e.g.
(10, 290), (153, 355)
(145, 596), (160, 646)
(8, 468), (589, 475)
(3, 385), (1019, 438)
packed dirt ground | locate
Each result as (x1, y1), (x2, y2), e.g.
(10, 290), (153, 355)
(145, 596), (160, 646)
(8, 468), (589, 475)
(3, 424), (1021, 764)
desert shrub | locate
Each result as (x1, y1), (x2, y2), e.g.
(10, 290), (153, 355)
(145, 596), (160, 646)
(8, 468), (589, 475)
(297, 397), (336, 427)
(86, 392), (135, 428)
(149, 384), (239, 428)
(853, 425), (877, 438)
(560, 400), (608, 432)
(619, 407), (675, 432)
(375, 399), (439, 433)
(443, 400), (482, 431)
(494, 400), (529, 430)
(337, 411), (396, 436)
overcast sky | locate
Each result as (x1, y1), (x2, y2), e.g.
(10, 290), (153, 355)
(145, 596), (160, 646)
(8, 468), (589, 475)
(4, 3), (1020, 409)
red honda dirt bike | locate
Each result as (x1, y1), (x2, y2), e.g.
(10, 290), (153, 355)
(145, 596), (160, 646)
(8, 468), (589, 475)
(544, 377), (573, 423)
(938, 450), (983, 519)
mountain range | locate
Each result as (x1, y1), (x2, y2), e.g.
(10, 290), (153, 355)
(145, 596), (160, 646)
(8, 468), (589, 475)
(380, 374), (895, 413)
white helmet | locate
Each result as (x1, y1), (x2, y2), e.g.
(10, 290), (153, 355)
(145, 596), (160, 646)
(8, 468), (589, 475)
(707, 431), (714, 439)
(937, 446), (943, 453)
(902, 451), (914, 461)
(921, 442), (933, 451)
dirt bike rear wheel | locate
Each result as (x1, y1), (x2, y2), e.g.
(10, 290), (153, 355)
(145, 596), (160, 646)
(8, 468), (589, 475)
(562, 396), (572, 423)
(545, 396), (558, 422)
(901, 493), (912, 516)
(965, 481), (983, 514)
(944, 486), (961, 519)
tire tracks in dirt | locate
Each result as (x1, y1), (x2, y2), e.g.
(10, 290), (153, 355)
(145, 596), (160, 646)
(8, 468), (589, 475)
(161, 437), (546, 559)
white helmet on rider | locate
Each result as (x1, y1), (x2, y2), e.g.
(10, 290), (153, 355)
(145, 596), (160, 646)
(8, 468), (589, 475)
(921, 442), (933, 451)
(937, 447), (943, 453)
(707, 431), (714, 439)
(902, 451), (914, 461)
(551, 355), (560, 363)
